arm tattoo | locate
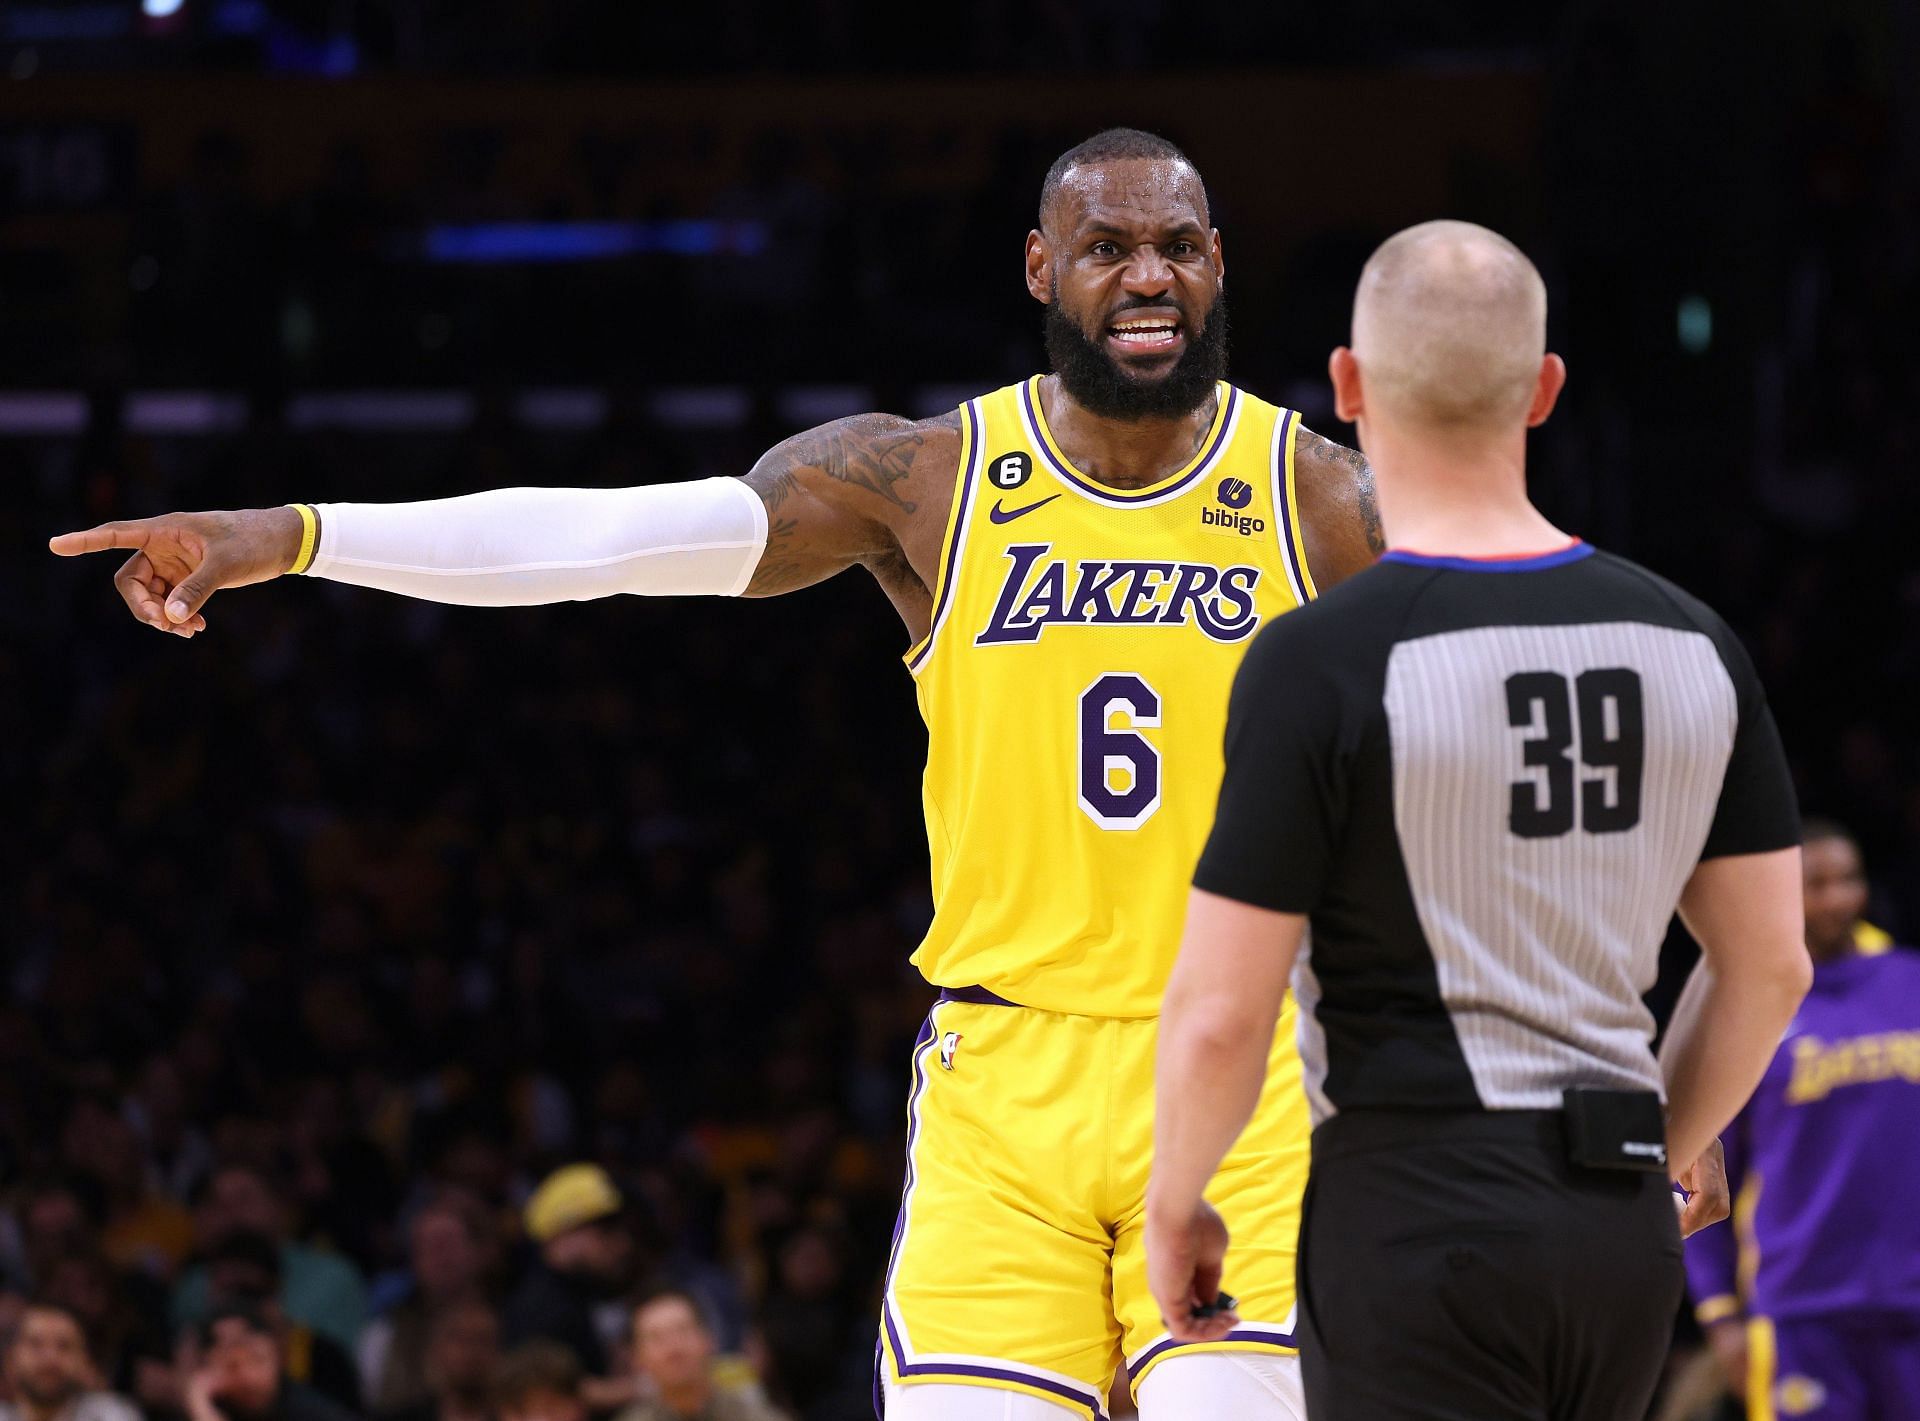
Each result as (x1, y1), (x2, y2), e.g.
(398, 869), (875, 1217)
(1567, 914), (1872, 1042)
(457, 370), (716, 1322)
(757, 471), (801, 513)
(741, 411), (957, 596)
(773, 418), (926, 515)
(1300, 429), (1385, 555)
(1354, 456), (1385, 555)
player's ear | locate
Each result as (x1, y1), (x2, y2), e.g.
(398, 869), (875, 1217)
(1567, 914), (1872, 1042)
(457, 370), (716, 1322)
(1525, 353), (1567, 428)
(1212, 229), (1225, 286)
(1329, 347), (1364, 424)
(1026, 231), (1052, 304)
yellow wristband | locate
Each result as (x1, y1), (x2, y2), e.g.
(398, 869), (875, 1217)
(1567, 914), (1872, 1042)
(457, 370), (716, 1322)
(288, 502), (318, 575)
(1695, 1295), (1741, 1326)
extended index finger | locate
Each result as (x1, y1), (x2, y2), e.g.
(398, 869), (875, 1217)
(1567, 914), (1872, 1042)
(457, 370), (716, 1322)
(49, 520), (152, 557)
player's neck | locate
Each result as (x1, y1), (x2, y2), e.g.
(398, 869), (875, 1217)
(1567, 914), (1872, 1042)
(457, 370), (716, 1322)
(1365, 420), (1569, 558)
(1039, 375), (1218, 490)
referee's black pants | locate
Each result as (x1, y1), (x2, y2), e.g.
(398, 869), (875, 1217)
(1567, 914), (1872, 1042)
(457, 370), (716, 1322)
(1297, 1109), (1684, 1421)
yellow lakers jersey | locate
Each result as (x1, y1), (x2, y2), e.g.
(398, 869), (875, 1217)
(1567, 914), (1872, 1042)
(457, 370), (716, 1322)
(906, 377), (1316, 1019)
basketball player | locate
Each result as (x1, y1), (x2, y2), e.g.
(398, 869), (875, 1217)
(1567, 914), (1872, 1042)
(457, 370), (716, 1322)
(49, 132), (1706, 1420)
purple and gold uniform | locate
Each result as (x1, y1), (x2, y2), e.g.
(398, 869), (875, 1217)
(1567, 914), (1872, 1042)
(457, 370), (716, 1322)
(1685, 945), (1920, 1420)
(881, 378), (1314, 1417)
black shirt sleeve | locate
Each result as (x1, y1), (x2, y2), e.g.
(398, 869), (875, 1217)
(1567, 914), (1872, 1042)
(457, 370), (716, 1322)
(1699, 620), (1800, 860)
(1192, 614), (1351, 912)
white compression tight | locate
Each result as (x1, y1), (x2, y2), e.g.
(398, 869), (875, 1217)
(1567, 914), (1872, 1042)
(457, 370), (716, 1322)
(881, 1383), (1081, 1421)
(1134, 1352), (1307, 1421)
(881, 1354), (1306, 1420)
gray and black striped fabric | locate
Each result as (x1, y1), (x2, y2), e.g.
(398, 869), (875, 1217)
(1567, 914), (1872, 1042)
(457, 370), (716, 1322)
(1195, 543), (1799, 1122)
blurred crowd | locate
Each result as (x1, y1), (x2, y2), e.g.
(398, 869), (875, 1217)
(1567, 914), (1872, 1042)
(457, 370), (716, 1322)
(0, 1154), (852, 1421)
(8, 390), (945, 1421)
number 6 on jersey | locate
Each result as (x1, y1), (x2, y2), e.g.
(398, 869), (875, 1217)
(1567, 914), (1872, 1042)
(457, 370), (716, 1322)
(1079, 673), (1162, 830)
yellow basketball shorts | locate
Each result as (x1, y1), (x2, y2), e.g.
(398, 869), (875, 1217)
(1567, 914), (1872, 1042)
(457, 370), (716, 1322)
(877, 987), (1309, 1419)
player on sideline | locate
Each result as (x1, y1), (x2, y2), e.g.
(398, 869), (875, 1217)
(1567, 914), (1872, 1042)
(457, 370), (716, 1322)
(55, 135), (1709, 1421)
(1686, 819), (1920, 1419)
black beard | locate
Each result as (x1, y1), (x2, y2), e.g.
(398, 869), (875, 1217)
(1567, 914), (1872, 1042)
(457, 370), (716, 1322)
(1044, 290), (1230, 422)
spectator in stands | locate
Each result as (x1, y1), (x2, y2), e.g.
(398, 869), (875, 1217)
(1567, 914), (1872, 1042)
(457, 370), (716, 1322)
(3, 1186), (101, 1298)
(359, 1197), (498, 1414)
(59, 1095), (194, 1284)
(174, 1166), (369, 1354)
(203, 1234), (361, 1411)
(125, 1055), (215, 1207)
(182, 1303), (360, 1421)
(1685, 819), (1920, 1416)
(614, 1291), (785, 1421)
(490, 1345), (583, 1421)
(36, 1251), (171, 1401)
(0, 1301), (140, 1421)
(501, 1168), (628, 1380)
(756, 1225), (861, 1421)
(372, 1298), (499, 1421)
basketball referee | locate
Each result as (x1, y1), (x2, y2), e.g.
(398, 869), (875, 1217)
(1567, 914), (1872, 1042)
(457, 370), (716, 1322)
(1143, 221), (1812, 1420)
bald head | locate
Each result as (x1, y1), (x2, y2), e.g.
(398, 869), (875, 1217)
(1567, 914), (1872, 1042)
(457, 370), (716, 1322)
(1351, 221), (1547, 428)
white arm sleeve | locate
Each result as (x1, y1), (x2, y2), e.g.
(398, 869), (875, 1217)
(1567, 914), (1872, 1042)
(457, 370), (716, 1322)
(305, 477), (768, 604)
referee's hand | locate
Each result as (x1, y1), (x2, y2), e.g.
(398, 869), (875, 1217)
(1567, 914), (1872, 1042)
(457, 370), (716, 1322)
(1146, 1199), (1240, 1343)
(1673, 1137), (1731, 1238)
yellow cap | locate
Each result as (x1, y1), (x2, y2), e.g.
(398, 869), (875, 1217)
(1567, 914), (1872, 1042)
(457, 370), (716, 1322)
(524, 1164), (622, 1243)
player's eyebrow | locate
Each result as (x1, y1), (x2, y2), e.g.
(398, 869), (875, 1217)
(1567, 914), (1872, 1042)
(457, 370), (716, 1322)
(1076, 218), (1208, 243)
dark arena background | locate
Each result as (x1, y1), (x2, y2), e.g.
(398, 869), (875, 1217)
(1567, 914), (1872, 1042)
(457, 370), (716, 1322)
(8, 4), (1919, 1420)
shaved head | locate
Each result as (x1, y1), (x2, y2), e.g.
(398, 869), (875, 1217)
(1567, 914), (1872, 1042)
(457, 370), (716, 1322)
(1351, 221), (1547, 428)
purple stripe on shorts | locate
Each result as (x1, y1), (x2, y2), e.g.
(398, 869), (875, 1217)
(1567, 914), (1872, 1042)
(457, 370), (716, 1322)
(881, 1014), (940, 1302)
(875, 1013), (941, 1416)
(1022, 379), (1236, 504)
(1126, 1325), (1299, 1381)
(890, 1359), (1109, 1421)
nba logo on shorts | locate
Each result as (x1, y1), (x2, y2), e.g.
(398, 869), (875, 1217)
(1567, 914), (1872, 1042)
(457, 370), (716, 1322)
(1217, 477), (1253, 509)
(1775, 1376), (1827, 1416)
(939, 1032), (963, 1071)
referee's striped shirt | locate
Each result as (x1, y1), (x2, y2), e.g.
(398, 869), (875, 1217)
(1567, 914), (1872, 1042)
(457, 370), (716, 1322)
(1194, 541), (1800, 1121)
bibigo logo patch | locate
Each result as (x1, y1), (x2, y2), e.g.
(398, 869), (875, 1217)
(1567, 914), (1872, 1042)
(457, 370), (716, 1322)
(1203, 477), (1266, 538)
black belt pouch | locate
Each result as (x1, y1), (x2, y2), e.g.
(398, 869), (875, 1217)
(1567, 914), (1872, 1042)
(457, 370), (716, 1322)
(1561, 1088), (1669, 1173)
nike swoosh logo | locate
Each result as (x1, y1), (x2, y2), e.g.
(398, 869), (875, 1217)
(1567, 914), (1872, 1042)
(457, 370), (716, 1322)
(989, 494), (1061, 524)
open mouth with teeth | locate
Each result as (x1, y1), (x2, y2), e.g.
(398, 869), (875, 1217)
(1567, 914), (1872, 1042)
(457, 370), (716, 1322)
(1106, 310), (1185, 356)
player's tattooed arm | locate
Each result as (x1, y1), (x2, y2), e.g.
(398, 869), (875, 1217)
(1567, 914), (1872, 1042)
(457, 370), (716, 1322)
(1292, 427), (1385, 594)
(741, 411), (961, 598)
